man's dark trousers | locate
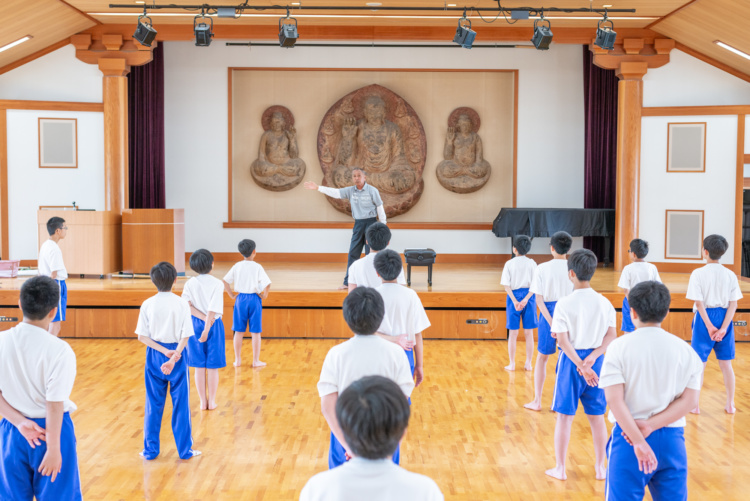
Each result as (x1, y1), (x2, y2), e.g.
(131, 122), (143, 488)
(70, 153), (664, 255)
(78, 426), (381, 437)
(343, 217), (378, 286)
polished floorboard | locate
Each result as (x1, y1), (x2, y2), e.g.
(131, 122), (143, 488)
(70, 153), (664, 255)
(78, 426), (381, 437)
(61, 337), (750, 500)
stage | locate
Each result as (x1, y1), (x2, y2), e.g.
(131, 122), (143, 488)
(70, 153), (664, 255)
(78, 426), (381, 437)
(2, 260), (750, 341)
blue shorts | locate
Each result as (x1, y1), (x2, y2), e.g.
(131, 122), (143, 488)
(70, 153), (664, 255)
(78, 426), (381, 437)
(537, 301), (557, 355)
(506, 288), (538, 330)
(606, 424), (687, 501)
(0, 413), (82, 501)
(691, 308), (735, 362)
(621, 296), (635, 332)
(329, 431), (400, 469)
(232, 293), (262, 333)
(53, 280), (67, 323)
(551, 349), (606, 416)
(187, 316), (227, 369)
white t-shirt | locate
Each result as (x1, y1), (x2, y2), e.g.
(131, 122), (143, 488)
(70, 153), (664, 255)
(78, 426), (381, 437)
(38, 239), (68, 280)
(348, 252), (406, 288)
(686, 263), (743, 309)
(182, 274), (224, 319)
(617, 261), (661, 291)
(529, 258), (573, 302)
(599, 327), (703, 427)
(376, 283), (431, 339)
(135, 292), (194, 344)
(300, 458), (444, 501)
(0, 323), (77, 418)
(318, 335), (415, 398)
(500, 256), (537, 290)
(550, 288), (616, 350)
(223, 260), (272, 295)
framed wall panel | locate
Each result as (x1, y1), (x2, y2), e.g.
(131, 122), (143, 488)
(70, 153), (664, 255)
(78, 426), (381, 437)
(665, 209), (704, 260)
(38, 117), (77, 168)
(667, 122), (706, 172)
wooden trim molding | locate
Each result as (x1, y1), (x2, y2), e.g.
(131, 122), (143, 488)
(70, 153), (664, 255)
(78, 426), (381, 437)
(664, 209), (705, 261)
(193, 252), (546, 264)
(0, 101), (103, 112)
(745, 154), (750, 165)
(736, 115), (746, 274)
(666, 122), (706, 173)
(653, 262), (732, 274)
(643, 105), (750, 116)
(38, 117), (78, 169)
(226, 67), (517, 230)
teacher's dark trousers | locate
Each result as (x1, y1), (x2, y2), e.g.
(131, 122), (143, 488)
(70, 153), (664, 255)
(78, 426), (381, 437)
(343, 217), (377, 285)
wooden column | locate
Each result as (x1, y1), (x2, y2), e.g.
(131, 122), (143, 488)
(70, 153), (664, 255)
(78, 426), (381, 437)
(100, 58), (130, 213)
(592, 38), (675, 270)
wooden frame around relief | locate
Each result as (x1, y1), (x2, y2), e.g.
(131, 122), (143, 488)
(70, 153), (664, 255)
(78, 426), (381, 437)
(224, 67), (518, 230)
(38, 117), (78, 169)
(664, 209), (704, 260)
(666, 122), (706, 173)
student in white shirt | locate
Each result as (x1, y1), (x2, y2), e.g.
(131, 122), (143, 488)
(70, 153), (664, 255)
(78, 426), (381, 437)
(136, 262), (200, 461)
(500, 235), (538, 371)
(317, 287), (414, 469)
(347, 222), (406, 292)
(182, 249), (226, 411)
(38, 217), (68, 337)
(374, 249), (431, 386)
(524, 231), (573, 412)
(600, 281), (702, 501)
(0, 276), (81, 500)
(617, 239), (661, 333)
(686, 234), (743, 414)
(546, 249), (617, 482)
(223, 239), (272, 368)
(301, 376), (443, 501)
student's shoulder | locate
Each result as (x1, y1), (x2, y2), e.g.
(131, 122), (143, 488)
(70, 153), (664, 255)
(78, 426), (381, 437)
(395, 467), (443, 495)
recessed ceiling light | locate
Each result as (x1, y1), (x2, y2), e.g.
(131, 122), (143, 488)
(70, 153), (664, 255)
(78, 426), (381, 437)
(0, 35), (32, 53)
(714, 40), (750, 61)
(135, 1), (145, 3)
(603, 4), (612, 7)
(448, 3), (456, 6)
(291, 2), (300, 4)
(366, 2), (382, 6)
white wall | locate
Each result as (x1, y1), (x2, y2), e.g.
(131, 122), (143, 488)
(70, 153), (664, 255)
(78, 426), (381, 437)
(163, 42), (586, 255)
(640, 50), (750, 266)
(7, 110), (105, 259)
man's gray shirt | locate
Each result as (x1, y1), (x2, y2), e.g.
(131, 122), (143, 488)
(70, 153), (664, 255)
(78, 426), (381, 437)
(322, 183), (383, 220)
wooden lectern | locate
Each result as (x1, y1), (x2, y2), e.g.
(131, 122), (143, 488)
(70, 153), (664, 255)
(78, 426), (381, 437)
(122, 209), (185, 274)
(37, 210), (122, 276)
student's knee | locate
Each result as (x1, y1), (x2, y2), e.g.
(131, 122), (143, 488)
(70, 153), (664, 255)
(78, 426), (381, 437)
(538, 353), (549, 363)
(556, 413), (575, 425)
(718, 360), (734, 371)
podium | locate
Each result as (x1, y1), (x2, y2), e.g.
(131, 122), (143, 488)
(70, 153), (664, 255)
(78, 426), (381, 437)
(122, 209), (185, 274)
(37, 210), (122, 276)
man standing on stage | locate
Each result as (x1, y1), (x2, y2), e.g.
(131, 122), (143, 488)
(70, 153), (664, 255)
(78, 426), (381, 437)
(304, 169), (387, 289)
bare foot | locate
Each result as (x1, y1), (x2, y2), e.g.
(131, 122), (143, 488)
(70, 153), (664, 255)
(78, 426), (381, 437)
(233, 360), (242, 367)
(199, 400), (208, 411)
(252, 361), (267, 368)
(524, 361), (533, 371)
(545, 466), (567, 481)
(338, 285), (348, 290)
(690, 406), (700, 415)
(208, 402), (218, 411)
(595, 464), (607, 480)
(524, 401), (542, 411)
(726, 403), (736, 414)
(504, 364), (515, 371)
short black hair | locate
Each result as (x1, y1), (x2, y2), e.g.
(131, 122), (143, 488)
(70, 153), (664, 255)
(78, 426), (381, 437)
(628, 281), (671, 324)
(238, 239), (256, 258)
(365, 223), (391, 252)
(550, 231), (573, 255)
(373, 249), (403, 281)
(336, 375), (410, 460)
(513, 235), (532, 256)
(150, 261), (177, 292)
(629, 239), (649, 259)
(342, 287), (385, 336)
(568, 248), (597, 281)
(46, 217), (65, 236)
(19, 276), (60, 320)
(703, 234), (728, 260)
(189, 249), (214, 275)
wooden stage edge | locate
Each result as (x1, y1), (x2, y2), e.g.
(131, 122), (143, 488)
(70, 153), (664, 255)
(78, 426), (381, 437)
(2, 262), (750, 342)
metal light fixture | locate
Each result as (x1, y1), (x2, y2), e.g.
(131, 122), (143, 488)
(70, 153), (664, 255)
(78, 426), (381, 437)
(453, 9), (476, 49)
(194, 9), (214, 47)
(594, 10), (617, 50)
(531, 11), (553, 50)
(279, 8), (299, 47)
(132, 8), (157, 47)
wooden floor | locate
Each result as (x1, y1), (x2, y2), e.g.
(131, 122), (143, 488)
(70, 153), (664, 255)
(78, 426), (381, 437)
(63, 338), (750, 500)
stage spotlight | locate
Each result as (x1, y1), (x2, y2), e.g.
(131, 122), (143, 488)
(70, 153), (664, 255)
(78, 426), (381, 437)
(194, 12), (214, 47)
(531, 13), (553, 50)
(453, 12), (476, 49)
(132, 9), (157, 47)
(279, 9), (299, 47)
(594, 11), (617, 51)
